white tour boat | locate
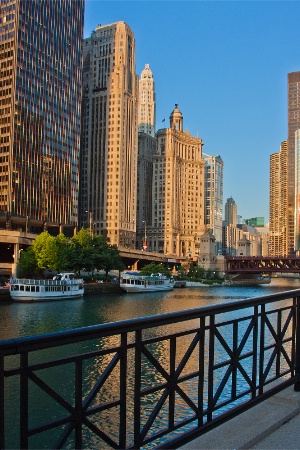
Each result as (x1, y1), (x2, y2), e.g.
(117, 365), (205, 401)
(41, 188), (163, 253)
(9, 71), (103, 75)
(120, 271), (174, 293)
(9, 273), (84, 302)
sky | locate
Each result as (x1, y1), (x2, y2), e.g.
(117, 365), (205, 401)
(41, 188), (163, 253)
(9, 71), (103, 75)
(84, 0), (300, 223)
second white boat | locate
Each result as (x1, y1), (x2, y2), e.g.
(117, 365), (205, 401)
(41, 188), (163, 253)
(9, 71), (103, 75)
(120, 271), (174, 293)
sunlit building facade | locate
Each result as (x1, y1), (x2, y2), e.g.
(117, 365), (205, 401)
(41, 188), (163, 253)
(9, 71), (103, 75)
(203, 153), (223, 254)
(80, 22), (138, 247)
(295, 130), (300, 253)
(147, 104), (205, 260)
(287, 72), (300, 254)
(136, 64), (156, 250)
(138, 64), (156, 137)
(0, 0), (84, 235)
(269, 141), (288, 256)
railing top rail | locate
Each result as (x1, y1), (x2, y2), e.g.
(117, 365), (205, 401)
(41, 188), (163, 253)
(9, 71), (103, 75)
(1, 288), (300, 356)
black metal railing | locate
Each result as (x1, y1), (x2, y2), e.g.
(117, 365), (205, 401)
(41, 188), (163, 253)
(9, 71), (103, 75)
(1, 289), (300, 449)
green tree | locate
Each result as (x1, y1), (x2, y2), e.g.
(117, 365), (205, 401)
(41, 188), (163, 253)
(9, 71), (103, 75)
(17, 246), (40, 278)
(140, 263), (170, 276)
(99, 245), (125, 280)
(32, 231), (54, 270)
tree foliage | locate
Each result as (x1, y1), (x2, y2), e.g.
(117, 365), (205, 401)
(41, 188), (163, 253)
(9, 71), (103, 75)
(18, 228), (124, 278)
(139, 263), (171, 276)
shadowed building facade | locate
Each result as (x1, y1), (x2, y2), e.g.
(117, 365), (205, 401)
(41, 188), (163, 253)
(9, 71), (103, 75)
(79, 22), (138, 248)
(0, 0), (84, 236)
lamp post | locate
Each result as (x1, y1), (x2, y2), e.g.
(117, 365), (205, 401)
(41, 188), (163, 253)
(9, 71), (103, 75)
(143, 220), (147, 251)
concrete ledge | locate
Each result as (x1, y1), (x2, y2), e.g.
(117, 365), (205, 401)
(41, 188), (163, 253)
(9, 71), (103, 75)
(180, 386), (300, 449)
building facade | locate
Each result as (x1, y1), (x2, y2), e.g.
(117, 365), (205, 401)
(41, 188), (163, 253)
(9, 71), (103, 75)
(138, 64), (156, 137)
(136, 133), (156, 250)
(224, 196), (237, 227)
(147, 104), (205, 260)
(136, 64), (156, 250)
(0, 0), (84, 235)
(203, 153), (223, 254)
(287, 72), (300, 254)
(79, 22), (139, 247)
(295, 129), (300, 253)
(269, 141), (288, 256)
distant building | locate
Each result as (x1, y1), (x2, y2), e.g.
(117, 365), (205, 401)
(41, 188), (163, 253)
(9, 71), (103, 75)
(269, 141), (288, 256)
(203, 153), (224, 254)
(148, 104), (205, 260)
(224, 197), (237, 227)
(136, 64), (156, 250)
(244, 217), (264, 227)
(222, 197), (238, 255)
(295, 129), (300, 254)
(79, 22), (139, 248)
(138, 64), (156, 137)
(237, 224), (262, 256)
(287, 72), (300, 254)
(0, 0), (84, 235)
(198, 229), (217, 270)
(136, 133), (156, 250)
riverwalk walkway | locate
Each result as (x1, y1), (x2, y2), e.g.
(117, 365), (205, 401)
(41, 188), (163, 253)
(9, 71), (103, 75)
(180, 385), (300, 449)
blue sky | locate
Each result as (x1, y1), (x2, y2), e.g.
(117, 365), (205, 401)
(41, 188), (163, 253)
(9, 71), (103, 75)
(84, 0), (300, 223)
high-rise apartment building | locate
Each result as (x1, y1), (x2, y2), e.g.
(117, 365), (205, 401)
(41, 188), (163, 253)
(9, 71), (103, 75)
(295, 130), (300, 252)
(0, 0), (84, 235)
(136, 64), (156, 250)
(147, 104), (205, 260)
(287, 72), (300, 254)
(269, 141), (288, 256)
(138, 64), (156, 137)
(80, 22), (139, 247)
(203, 153), (223, 254)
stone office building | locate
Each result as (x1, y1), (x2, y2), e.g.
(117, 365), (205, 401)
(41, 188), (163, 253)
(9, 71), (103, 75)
(79, 21), (138, 248)
(147, 104), (205, 261)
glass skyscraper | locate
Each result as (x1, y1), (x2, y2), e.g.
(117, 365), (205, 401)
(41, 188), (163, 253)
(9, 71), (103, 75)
(0, 0), (84, 235)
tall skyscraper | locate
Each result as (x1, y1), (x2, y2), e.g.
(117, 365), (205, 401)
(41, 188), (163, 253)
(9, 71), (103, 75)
(295, 130), (300, 252)
(80, 22), (139, 248)
(203, 153), (223, 254)
(269, 141), (288, 256)
(138, 64), (156, 137)
(0, 0), (84, 235)
(148, 104), (205, 260)
(136, 64), (156, 250)
(287, 72), (300, 254)
(224, 197), (237, 227)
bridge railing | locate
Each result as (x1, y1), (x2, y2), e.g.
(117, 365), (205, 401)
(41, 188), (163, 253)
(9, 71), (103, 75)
(1, 289), (300, 449)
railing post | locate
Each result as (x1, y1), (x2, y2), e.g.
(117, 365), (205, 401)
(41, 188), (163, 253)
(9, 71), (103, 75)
(20, 352), (29, 449)
(0, 354), (5, 449)
(294, 295), (300, 391)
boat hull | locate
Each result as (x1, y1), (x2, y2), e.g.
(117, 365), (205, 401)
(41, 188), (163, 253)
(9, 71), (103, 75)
(120, 284), (174, 293)
(10, 290), (84, 302)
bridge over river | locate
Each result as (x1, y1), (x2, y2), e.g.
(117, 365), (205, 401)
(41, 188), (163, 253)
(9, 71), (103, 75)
(226, 256), (300, 274)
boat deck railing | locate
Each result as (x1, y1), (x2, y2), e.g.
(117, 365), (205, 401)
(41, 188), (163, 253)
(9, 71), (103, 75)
(1, 289), (300, 449)
(10, 277), (84, 286)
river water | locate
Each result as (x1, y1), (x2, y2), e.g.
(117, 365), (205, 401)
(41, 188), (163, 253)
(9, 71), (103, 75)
(1, 277), (300, 341)
(1, 277), (300, 449)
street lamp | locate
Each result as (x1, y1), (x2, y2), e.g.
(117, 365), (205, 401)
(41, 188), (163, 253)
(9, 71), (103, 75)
(143, 220), (147, 251)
